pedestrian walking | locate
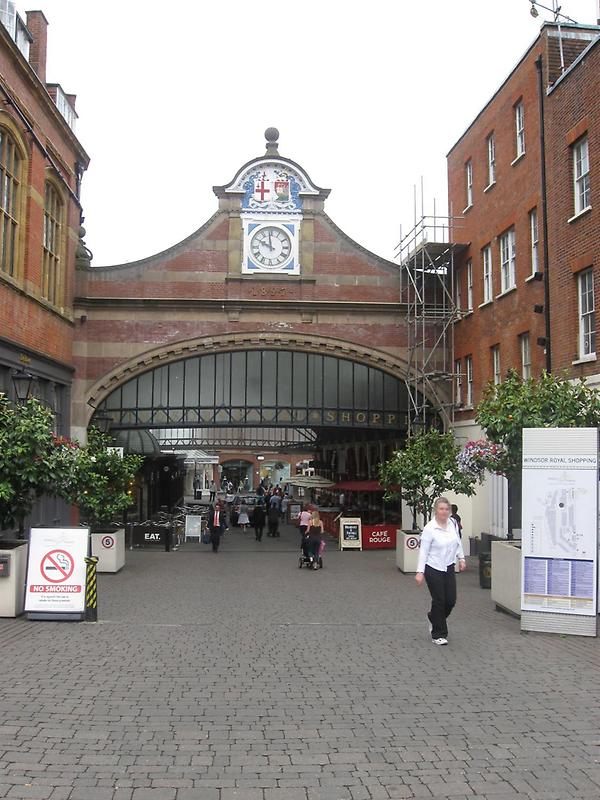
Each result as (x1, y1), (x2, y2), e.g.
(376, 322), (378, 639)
(251, 503), (266, 541)
(280, 493), (289, 520)
(298, 505), (311, 542)
(269, 492), (281, 514)
(267, 505), (280, 537)
(238, 502), (250, 533)
(306, 511), (324, 569)
(415, 496), (466, 645)
(208, 501), (227, 552)
(450, 503), (463, 541)
(209, 480), (217, 503)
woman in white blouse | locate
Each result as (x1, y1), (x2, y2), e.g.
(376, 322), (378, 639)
(415, 496), (466, 646)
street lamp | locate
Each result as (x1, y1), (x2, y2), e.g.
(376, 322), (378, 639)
(11, 369), (33, 403)
(527, 0), (578, 23)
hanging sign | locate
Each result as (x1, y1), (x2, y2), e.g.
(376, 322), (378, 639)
(521, 428), (598, 637)
(339, 517), (362, 550)
(25, 528), (90, 620)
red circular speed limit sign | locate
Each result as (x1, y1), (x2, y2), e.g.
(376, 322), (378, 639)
(101, 535), (115, 549)
(40, 549), (74, 583)
(406, 536), (420, 550)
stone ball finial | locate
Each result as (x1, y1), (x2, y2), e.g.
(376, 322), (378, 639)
(265, 127), (279, 143)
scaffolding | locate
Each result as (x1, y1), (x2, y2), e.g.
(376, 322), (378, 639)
(397, 210), (466, 436)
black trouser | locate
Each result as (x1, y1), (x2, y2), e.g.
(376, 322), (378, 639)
(210, 530), (221, 552)
(254, 524), (264, 541)
(209, 491), (216, 502)
(424, 563), (456, 639)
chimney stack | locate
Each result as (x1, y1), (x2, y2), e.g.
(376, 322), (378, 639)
(26, 10), (48, 83)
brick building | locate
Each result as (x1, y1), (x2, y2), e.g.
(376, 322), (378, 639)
(0, 7), (89, 529)
(447, 22), (599, 537)
(72, 130), (441, 519)
(545, 34), (599, 378)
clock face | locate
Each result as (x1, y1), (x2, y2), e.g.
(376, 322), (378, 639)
(250, 226), (292, 268)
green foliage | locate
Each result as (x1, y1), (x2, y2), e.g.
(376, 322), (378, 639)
(65, 428), (143, 527)
(0, 395), (143, 534)
(475, 369), (600, 478)
(0, 395), (71, 533)
(379, 430), (478, 527)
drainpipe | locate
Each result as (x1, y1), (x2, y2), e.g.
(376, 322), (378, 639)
(536, 54), (552, 374)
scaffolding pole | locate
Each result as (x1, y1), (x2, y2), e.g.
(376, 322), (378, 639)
(396, 208), (465, 437)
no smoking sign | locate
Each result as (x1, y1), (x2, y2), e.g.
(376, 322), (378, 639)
(40, 549), (74, 583)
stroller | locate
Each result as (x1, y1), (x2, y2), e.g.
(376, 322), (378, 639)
(298, 530), (325, 569)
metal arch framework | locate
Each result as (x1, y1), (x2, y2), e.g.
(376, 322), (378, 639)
(151, 426), (318, 451)
(84, 331), (439, 421)
(92, 348), (419, 436)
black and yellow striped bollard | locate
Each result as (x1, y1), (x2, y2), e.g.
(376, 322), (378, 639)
(84, 555), (99, 622)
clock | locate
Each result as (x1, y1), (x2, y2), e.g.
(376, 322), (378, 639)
(249, 225), (292, 269)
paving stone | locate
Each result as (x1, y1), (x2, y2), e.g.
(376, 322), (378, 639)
(0, 527), (599, 800)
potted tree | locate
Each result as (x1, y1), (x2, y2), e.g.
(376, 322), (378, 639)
(0, 395), (77, 615)
(379, 430), (478, 573)
(65, 428), (142, 572)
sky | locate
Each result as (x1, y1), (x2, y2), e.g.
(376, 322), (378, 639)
(17, 0), (599, 267)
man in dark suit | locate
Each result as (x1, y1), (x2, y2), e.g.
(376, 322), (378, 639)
(208, 502), (226, 552)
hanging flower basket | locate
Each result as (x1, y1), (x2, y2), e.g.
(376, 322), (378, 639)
(457, 439), (509, 482)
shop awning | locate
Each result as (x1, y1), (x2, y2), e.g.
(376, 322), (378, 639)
(289, 475), (336, 488)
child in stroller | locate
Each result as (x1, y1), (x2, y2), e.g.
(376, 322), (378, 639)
(298, 511), (324, 570)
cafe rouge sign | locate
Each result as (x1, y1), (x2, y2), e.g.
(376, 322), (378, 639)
(362, 525), (397, 550)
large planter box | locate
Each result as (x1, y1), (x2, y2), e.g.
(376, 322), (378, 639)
(396, 530), (421, 573)
(0, 540), (28, 617)
(491, 540), (522, 617)
(91, 528), (125, 573)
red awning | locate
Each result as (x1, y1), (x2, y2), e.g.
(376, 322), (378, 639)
(331, 480), (386, 492)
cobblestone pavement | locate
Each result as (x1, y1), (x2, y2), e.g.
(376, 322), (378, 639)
(2, 522), (600, 800)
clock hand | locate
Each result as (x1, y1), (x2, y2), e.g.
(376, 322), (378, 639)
(267, 230), (274, 251)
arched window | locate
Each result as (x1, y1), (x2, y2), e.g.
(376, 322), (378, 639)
(42, 181), (64, 305)
(0, 128), (22, 278)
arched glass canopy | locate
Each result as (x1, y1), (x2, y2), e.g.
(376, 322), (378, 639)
(93, 350), (421, 432)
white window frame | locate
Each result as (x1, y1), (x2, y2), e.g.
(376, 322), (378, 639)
(520, 333), (531, 379)
(482, 245), (492, 303)
(578, 268), (595, 358)
(486, 133), (495, 186)
(499, 228), (516, 293)
(573, 136), (590, 215)
(466, 259), (473, 311)
(455, 267), (462, 313)
(465, 355), (473, 407)
(455, 359), (462, 407)
(492, 345), (501, 385)
(466, 159), (473, 208)
(529, 208), (539, 276)
(515, 102), (525, 158)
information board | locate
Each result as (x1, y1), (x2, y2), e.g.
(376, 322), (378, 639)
(339, 517), (362, 550)
(521, 428), (598, 636)
(25, 527), (90, 620)
(184, 515), (204, 540)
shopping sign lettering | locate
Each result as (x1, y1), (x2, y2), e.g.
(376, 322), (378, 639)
(362, 524), (397, 550)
